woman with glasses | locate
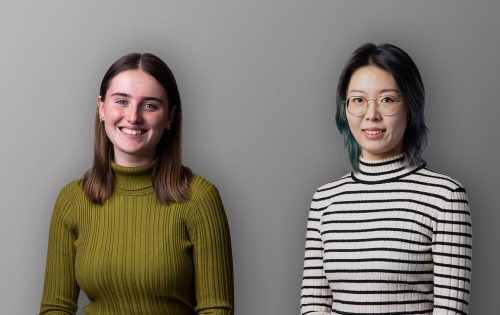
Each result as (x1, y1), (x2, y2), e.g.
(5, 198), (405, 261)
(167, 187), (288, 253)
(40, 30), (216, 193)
(40, 53), (233, 314)
(301, 43), (471, 314)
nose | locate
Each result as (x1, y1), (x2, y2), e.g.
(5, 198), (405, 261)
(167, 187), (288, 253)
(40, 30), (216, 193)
(126, 105), (143, 124)
(364, 99), (381, 121)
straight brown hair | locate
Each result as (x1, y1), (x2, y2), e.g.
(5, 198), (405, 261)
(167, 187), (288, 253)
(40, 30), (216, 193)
(83, 53), (192, 204)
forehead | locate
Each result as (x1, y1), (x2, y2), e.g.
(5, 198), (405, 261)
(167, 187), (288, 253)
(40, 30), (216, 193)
(347, 65), (399, 93)
(106, 70), (166, 98)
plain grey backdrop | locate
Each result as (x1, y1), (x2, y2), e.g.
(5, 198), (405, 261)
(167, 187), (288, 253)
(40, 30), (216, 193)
(1, 0), (498, 314)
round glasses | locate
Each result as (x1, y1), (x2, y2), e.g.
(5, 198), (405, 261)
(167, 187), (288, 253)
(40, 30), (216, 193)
(344, 95), (402, 116)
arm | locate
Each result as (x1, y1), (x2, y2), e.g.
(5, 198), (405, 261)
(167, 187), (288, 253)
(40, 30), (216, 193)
(300, 191), (332, 315)
(432, 187), (472, 314)
(40, 184), (80, 315)
(188, 185), (234, 315)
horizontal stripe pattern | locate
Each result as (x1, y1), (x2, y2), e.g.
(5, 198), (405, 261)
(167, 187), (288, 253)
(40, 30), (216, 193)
(301, 154), (471, 315)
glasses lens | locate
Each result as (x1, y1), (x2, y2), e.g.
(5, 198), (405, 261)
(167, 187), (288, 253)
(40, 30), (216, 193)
(376, 96), (399, 115)
(347, 97), (366, 116)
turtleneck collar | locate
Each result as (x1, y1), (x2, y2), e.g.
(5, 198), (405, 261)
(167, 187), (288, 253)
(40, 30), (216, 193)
(352, 153), (425, 184)
(111, 160), (155, 194)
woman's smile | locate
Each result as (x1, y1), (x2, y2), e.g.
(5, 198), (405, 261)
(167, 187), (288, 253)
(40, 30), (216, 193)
(119, 126), (147, 136)
(98, 69), (173, 166)
(362, 127), (386, 139)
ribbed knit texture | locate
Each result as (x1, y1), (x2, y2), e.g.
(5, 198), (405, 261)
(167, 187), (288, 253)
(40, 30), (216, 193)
(40, 161), (233, 315)
(301, 154), (472, 315)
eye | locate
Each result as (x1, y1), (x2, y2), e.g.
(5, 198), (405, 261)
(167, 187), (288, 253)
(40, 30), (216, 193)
(142, 103), (159, 111)
(349, 96), (365, 103)
(115, 99), (128, 106)
(379, 96), (398, 103)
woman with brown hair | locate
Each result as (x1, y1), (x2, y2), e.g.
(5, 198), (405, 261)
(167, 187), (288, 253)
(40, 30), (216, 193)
(40, 53), (234, 315)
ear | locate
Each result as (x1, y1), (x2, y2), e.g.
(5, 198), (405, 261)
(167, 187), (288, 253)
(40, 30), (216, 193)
(97, 96), (105, 121)
(165, 106), (176, 130)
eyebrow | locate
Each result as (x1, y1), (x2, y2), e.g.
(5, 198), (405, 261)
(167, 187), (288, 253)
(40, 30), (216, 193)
(380, 88), (400, 94)
(110, 92), (164, 103)
(348, 88), (400, 94)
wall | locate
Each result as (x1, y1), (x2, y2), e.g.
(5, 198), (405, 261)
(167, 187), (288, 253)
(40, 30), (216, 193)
(1, 0), (498, 314)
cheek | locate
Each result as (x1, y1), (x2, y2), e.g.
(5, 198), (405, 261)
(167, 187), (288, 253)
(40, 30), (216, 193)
(388, 117), (408, 141)
(346, 116), (361, 136)
(144, 117), (169, 140)
(103, 120), (117, 141)
(103, 112), (120, 133)
(101, 108), (123, 138)
(102, 105), (121, 122)
(396, 109), (409, 135)
(150, 112), (170, 130)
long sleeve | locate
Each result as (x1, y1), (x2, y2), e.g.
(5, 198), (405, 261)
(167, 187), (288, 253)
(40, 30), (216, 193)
(432, 187), (472, 314)
(40, 184), (80, 315)
(300, 191), (332, 315)
(187, 185), (234, 315)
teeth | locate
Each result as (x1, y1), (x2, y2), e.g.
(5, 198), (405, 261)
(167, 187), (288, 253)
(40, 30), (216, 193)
(121, 128), (145, 135)
(364, 130), (383, 135)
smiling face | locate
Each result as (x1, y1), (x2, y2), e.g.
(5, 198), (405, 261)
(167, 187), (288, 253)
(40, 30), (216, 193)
(346, 65), (408, 161)
(98, 69), (173, 167)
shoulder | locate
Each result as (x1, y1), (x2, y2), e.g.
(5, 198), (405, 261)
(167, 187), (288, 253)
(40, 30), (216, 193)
(309, 173), (354, 210)
(184, 175), (227, 228)
(188, 175), (221, 203)
(59, 179), (84, 195)
(313, 172), (354, 198)
(415, 166), (467, 193)
(417, 168), (471, 223)
(55, 179), (84, 205)
(51, 179), (85, 221)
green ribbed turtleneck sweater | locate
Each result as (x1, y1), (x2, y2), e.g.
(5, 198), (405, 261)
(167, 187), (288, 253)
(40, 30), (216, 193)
(40, 161), (233, 315)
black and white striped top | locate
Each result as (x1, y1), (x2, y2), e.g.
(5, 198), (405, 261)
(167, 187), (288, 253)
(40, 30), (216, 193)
(301, 154), (472, 315)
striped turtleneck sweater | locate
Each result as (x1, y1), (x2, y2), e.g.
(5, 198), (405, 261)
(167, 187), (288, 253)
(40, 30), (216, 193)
(40, 161), (233, 315)
(301, 154), (472, 315)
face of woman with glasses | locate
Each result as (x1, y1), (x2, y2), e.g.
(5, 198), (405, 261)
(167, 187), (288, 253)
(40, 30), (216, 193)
(346, 65), (408, 160)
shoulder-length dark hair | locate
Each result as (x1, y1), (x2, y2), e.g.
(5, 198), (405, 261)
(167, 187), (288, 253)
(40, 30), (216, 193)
(83, 53), (192, 204)
(335, 43), (428, 171)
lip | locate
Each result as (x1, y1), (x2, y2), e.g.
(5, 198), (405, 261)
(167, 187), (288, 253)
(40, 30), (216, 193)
(362, 127), (385, 140)
(119, 126), (148, 136)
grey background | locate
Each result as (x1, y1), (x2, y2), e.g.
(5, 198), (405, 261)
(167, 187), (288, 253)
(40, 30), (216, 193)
(1, 0), (498, 314)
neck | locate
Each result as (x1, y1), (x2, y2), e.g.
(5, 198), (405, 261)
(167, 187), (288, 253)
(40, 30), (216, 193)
(111, 160), (156, 194)
(352, 153), (425, 183)
(113, 152), (155, 168)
